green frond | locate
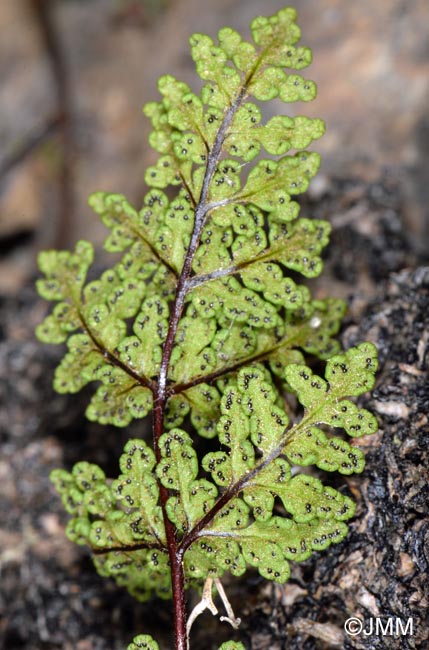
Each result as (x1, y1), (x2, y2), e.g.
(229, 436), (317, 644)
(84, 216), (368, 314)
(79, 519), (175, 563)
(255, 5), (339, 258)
(193, 345), (376, 581)
(250, 8), (301, 49)
(156, 430), (218, 531)
(94, 547), (171, 602)
(35, 5), (341, 436)
(89, 192), (141, 253)
(36, 241), (93, 342)
(124, 296), (168, 374)
(245, 472), (355, 523)
(165, 296), (347, 435)
(184, 383), (221, 438)
(127, 634), (159, 650)
(190, 276), (281, 328)
(111, 439), (166, 544)
(206, 160), (242, 201)
(39, 8), (379, 645)
(153, 192), (195, 273)
(238, 366), (289, 455)
(190, 33), (241, 101)
(128, 635), (160, 650)
(225, 111), (325, 162)
(237, 152), (321, 208)
(85, 366), (152, 427)
(160, 385), (221, 439)
(285, 342), (379, 437)
(241, 263), (310, 308)
(284, 426), (366, 474)
(170, 315), (217, 382)
(192, 218), (235, 274)
(138, 189), (170, 240)
(185, 535), (247, 581)
(203, 381), (255, 485)
(51, 441), (170, 601)
(280, 298), (346, 360)
(195, 514), (350, 583)
(52, 333), (102, 393)
(163, 394), (191, 429)
(50, 462), (114, 547)
(36, 240), (93, 303)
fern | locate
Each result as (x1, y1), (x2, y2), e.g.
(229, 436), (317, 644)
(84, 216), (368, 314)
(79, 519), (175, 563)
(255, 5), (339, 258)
(36, 7), (377, 650)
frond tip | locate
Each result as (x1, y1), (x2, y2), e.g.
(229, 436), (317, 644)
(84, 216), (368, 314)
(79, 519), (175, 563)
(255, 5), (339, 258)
(127, 636), (160, 650)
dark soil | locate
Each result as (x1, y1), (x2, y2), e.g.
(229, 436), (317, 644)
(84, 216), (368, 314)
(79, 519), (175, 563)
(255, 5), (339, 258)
(1, 172), (428, 650)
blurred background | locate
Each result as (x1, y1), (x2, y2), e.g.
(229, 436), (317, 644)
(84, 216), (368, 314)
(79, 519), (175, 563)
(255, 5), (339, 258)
(0, 2), (428, 649)
(0, 0), (428, 292)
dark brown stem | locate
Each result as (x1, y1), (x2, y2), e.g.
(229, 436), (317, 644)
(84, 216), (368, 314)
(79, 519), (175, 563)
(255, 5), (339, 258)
(152, 86), (249, 650)
(171, 348), (272, 395)
(153, 396), (188, 650)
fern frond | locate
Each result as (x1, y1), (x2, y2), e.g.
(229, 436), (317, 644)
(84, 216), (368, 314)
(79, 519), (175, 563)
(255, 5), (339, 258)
(37, 7), (379, 649)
